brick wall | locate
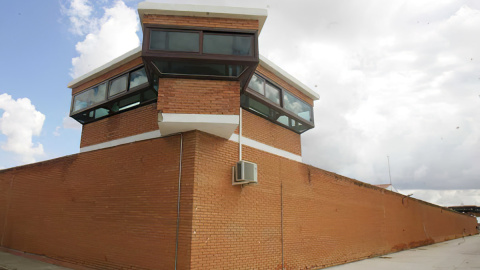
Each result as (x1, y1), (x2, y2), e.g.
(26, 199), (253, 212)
(80, 103), (159, 148)
(0, 134), (196, 270)
(142, 15), (259, 30)
(0, 130), (477, 269)
(190, 131), (478, 269)
(158, 78), (240, 115)
(241, 109), (301, 156)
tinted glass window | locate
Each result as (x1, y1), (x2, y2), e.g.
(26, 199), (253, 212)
(72, 110), (95, 124)
(265, 83), (280, 104)
(129, 68), (148, 89)
(277, 115), (290, 126)
(72, 83), (106, 112)
(203, 34), (253, 55)
(283, 91), (312, 122)
(150, 30), (199, 52)
(153, 61), (246, 77)
(95, 108), (110, 119)
(109, 74), (128, 97)
(248, 74), (264, 95)
(248, 98), (270, 118)
(118, 94), (141, 111)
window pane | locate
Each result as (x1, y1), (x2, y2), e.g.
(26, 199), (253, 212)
(95, 108), (110, 119)
(150, 30), (199, 52)
(143, 89), (157, 101)
(277, 115), (289, 126)
(150, 30), (166, 50)
(248, 98), (270, 118)
(72, 83), (106, 112)
(129, 68), (148, 89)
(72, 110), (95, 124)
(109, 75), (128, 97)
(203, 34), (253, 55)
(153, 61), (246, 77)
(118, 94), (141, 111)
(265, 83), (280, 104)
(248, 74), (264, 95)
(283, 91), (312, 122)
(240, 94), (313, 134)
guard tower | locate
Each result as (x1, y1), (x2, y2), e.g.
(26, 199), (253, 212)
(67, 2), (318, 155)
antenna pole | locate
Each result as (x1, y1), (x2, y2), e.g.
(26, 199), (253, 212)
(387, 156), (393, 190)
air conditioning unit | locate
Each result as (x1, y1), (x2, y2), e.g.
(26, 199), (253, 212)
(232, 160), (258, 185)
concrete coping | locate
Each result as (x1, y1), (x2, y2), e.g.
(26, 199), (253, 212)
(137, 2), (268, 33)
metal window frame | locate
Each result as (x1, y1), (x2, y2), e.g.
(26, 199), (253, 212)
(246, 73), (315, 127)
(70, 65), (150, 116)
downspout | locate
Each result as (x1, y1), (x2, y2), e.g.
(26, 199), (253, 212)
(239, 107), (243, 161)
(281, 181), (285, 270)
(174, 133), (183, 270)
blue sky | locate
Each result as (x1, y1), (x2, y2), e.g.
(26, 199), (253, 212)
(1, 0), (479, 206)
(0, 1), (81, 167)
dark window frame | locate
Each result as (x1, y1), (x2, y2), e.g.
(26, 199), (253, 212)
(149, 29), (201, 52)
(70, 65), (151, 117)
(70, 81), (108, 115)
(108, 73), (129, 98)
(202, 31), (255, 57)
(148, 59), (249, 80)
(143, 24), (258, 59)
(245, 73), (314, 126)
(142, 24), (259, 89)
(241, 93), (314, 134)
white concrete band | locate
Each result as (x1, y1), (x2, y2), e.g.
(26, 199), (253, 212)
(158, 113), (239, 139)
(80, 130), (161, 153)
(229, 134), (302, 162)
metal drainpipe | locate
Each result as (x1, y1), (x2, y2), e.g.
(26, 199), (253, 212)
(239, 107), (243, 161)
(173, 133), (183, 270)
(281, 181), (285, 269)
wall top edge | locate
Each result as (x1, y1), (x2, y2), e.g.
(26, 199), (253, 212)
(138, 2), (268, 33)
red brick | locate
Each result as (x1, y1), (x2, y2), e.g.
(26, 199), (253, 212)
(143, 15), (259, 30)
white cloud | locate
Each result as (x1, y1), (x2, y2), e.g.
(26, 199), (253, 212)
(0, 93), (45, 164)
(53, 126), (61, 137)
(255, 1), (480, 191)
(63, 116), (82, 130)
(63, 0), (95, 36)
(68, 0), (141, 78)
(52, 115), (82, 137)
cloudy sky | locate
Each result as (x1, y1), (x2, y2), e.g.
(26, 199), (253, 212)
(0, 0), (479, 207)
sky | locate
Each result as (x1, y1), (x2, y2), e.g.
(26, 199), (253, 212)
(0, 0), (479, 207)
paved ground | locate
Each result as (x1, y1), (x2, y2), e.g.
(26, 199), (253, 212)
(0, 234), (479, 269)
(0, 251), (71, 270)
(326, 234), (480, 270)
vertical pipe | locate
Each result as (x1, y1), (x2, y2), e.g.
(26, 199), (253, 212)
(281, 181), (285, 269)
(174, 133), (184, 270)
(387, 156), (392, 191)
(239, 107), (242, 161)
